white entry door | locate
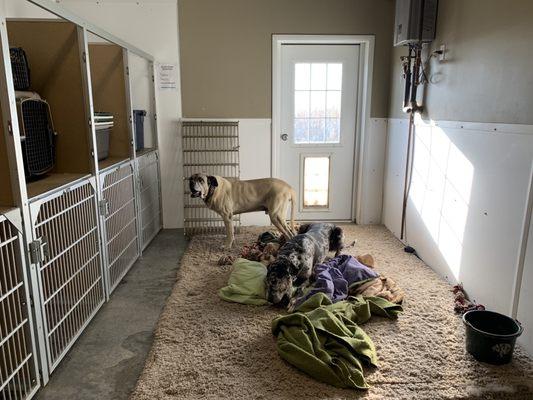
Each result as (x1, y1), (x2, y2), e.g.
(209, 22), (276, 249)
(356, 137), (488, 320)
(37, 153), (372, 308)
(278, 44), (360, 220)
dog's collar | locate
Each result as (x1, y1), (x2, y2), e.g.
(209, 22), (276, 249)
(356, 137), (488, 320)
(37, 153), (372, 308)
(203, 185), (216, 204)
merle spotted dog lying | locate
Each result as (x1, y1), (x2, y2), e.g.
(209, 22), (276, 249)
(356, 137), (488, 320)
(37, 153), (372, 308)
(266, 223), (346, 307)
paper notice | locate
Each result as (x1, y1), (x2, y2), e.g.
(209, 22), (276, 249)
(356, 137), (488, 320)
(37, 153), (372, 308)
(157, 63), (178, 90)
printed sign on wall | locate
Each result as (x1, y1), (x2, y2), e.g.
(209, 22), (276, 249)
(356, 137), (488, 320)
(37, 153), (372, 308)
(157, 63), (178, 90)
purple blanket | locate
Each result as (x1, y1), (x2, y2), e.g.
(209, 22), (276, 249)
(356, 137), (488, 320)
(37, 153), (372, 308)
(293, 254), (379, 308)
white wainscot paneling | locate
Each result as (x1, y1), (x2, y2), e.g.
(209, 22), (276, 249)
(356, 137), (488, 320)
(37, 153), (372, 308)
(358, 118), (387, 224)
(383, 117), (533, 320)
(180, 118), (271, 227)
(382, 118), (409, 236)
(239, 119), (272, 226)
(238, 118), (387, 226)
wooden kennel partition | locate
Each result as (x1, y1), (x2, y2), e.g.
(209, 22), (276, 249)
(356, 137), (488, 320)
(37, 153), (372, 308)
(6, 19), (93, 199)
(127, 52), (157, 156)
(88, 41), (141, 295)
(88, 42), (132, 170)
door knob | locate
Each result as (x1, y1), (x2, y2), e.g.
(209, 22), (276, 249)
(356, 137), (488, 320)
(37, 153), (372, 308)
(280, 133), (288, 141)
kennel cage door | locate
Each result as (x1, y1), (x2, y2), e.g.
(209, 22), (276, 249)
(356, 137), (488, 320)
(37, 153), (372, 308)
(137, 150), (162, 249)
(99, 161), (140, 295)
(0, 211), (40, 400)
(27, 178), (105, 372)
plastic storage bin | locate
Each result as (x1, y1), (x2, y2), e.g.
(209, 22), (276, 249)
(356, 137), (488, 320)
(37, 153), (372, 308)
(94, 112), (114, 160)
(16, 91), (55, 178)
(133, 109), (146, 151)
(10, 47), (31, 90)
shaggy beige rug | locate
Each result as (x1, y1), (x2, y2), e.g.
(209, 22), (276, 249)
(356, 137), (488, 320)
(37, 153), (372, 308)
(131, 225), (533, 400)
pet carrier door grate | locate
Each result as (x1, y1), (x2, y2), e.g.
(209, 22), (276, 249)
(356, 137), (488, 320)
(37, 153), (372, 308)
(99, 161), (139, 294)
(28, 178), (105, 371)
(137, 151), (162, 250)
(16, 94), (55, 178)
(0, 212), (39, 400)
(181, 121), (240, 236)
(9, 48), (31, 91)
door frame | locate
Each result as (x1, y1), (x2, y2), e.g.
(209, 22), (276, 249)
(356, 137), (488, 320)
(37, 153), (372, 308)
(271, 34), (374, 223)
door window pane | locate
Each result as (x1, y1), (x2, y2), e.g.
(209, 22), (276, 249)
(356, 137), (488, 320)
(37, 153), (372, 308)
(294, 118), (309, 143)
(309, 119), (325, 143)
(304, 156), (330, 208)
(326, 91), (341, 117)
(325, 118), (340, 143)
(293, 63), (342, 144)
(294, 91), (309, 118)
(310, 91), (326, 117)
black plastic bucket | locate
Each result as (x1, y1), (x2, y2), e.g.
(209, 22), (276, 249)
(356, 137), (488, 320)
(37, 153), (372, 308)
(463, 310), (523, 365)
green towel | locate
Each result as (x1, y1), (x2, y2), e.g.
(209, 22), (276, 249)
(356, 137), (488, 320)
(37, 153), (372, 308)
(218, 258), (268, 305)
(271, 292), (402, 390)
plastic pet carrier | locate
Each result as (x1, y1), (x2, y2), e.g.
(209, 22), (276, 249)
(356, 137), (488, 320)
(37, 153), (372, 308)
(16, 92), (56, 179)
(94, 112), (114, 160)
(133, 109), (146, 151)
(10, 47), (31, 90)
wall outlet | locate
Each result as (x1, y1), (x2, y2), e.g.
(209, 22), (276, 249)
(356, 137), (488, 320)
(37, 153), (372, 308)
(439, 44), (446, 61)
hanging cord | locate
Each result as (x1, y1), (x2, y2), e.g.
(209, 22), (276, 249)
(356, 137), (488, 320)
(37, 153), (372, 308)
(400, 44), (423, 241)
(420, 48), (443, 85)
(400, 112), (415, 241)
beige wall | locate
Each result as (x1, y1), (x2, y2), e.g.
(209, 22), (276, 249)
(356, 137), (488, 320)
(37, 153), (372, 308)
(178, 0), (394, 118)
(389, 0), (533, 124)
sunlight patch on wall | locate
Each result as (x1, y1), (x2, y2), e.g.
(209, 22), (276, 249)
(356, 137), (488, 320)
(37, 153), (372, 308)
(409, 118), (474, 280)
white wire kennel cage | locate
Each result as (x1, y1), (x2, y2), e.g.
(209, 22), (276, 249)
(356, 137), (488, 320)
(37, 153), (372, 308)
(27, 177), (105, 373)
(181, 121), (240, 236)
(0, 0), (161, 391)
(98, 161), (139, 295)
(136, 151), (162, 250)
(0, 208), (40, 400)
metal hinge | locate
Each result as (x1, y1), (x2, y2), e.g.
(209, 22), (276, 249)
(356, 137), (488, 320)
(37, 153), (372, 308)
(99, 199), (109, 216)
(126, 66), (129, 76)
(29, 239), (48, 264)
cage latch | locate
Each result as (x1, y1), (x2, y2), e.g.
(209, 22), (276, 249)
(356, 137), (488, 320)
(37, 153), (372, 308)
(99, 199), (110, 217)
(29, 238), (49, 265)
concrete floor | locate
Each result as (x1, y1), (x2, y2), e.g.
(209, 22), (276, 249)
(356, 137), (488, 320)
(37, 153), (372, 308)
(36, 229), (188, 400)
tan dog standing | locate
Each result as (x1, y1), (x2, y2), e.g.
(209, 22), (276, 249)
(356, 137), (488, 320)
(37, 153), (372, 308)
(188, 173), (296, 248)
